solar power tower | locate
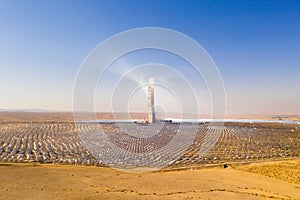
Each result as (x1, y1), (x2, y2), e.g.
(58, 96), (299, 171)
(148, 82), (156, 123)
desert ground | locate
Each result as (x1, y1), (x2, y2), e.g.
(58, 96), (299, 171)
(0, 111), (299, 122)
(0, 112), (299, 199)
(0, 159), (299, 200)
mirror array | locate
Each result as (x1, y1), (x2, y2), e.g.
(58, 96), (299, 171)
(0, 122), (299, 167)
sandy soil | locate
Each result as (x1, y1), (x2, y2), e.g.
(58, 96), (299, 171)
(0, 111), (299, 122)
(0, 159), (299, 200)
(237, 159), (300, 184)
(0, 112), (146, 122)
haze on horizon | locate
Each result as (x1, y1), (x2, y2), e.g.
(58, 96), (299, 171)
(0, 1), (300, 116)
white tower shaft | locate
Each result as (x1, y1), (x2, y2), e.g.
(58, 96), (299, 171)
(148, 83), (155, 123)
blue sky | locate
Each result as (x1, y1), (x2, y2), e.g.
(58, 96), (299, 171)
(0, 0), (299, 115)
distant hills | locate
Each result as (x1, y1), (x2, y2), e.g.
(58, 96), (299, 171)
(0, 109), (299, 123)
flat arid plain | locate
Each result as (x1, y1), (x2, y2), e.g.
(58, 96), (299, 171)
(0, 112), (299, 200)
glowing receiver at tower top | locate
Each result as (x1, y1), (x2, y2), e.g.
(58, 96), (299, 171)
(148, 82), (156, 123)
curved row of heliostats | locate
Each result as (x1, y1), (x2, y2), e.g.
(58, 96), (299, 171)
(0, 123), (298, 168)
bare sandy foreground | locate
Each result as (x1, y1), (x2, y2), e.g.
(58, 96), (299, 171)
(0, 159), (299, 200)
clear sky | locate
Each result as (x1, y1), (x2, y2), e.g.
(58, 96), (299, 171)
(0, 0), (299, 115)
